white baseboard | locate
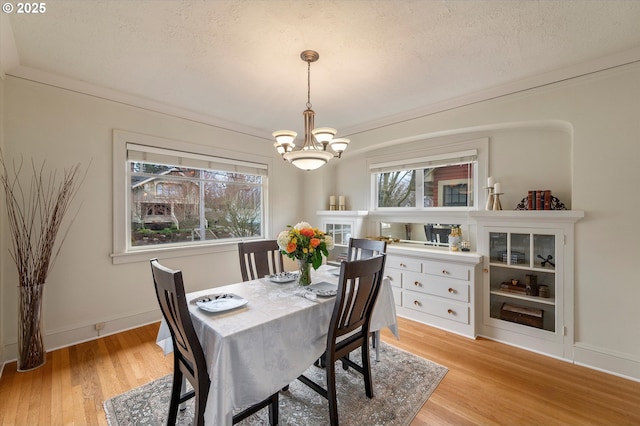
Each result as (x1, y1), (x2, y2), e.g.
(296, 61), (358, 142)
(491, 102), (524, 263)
(2, 308), (162, 363)
(573, 343), (640, 382)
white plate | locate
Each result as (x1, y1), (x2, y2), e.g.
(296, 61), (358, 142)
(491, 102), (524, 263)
(267, 272), (298, 283)
(307, 282), (338, 297)
(314, 289), (337, 297)
(194, 294), (248, 312)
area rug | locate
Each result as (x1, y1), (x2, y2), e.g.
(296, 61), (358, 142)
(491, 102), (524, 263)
(104, 342), (447, 426)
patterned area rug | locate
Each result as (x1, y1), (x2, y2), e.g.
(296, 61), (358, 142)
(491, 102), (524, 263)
(104, 342), (447, 426)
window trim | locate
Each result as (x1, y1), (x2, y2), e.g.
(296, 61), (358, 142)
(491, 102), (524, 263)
(112, 130), (271, 264)
(368, 138), (488, 212)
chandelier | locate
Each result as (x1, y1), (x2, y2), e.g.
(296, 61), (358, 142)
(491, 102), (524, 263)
(272, 50), (349, 171)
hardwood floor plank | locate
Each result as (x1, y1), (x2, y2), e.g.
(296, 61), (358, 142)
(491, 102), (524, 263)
(0, 319), (638, 425)
(95, 337), (120, 402)
(36, 358), (54, 426)
(49, 349), (65, 426)
(0, 363), (19, 425)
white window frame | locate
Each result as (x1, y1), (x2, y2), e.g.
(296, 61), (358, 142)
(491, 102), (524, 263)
(111, 130), (271, 264)
(369, 148), (482, 212)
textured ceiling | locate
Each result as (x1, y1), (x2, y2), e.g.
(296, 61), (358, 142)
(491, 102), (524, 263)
(5, 0), (640, 139)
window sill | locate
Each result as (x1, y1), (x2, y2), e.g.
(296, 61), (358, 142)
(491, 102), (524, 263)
(111, 241), (238, 265)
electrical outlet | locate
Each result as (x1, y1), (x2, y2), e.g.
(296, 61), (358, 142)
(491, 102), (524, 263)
(95, 322), (105, 331)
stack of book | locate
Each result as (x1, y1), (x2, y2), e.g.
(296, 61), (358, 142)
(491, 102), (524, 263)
(527, 190), (552, 210)
(500, 281), (528, 294)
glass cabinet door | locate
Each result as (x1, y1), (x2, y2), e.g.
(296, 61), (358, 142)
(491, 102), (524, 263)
(324, 223), (352, 245)
(489, 232), (507, 262)
(509, 233), (530, 266)
(534, 234), (556, 270)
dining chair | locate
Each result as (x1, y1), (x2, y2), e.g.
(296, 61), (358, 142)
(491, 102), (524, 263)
(347, 238), (387, 261)
(150, 259), (279, 426)
(297, 254), (387, 426)
(237, 239), (285, 282)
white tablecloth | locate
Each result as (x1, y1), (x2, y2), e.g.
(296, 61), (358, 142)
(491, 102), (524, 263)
(156, 265), (399, 426)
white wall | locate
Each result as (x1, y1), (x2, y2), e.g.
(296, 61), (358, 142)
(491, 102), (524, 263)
(0, 76), (303, 359)
(323, 63), (640, 379)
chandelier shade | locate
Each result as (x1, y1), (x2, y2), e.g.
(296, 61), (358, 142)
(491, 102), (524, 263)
(283, 150), (334, 171)
(273, 50), (349, 171)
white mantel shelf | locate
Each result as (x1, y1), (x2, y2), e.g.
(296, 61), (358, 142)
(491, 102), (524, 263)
(316, 210), (369, 217)
(470, 210), (584, 223)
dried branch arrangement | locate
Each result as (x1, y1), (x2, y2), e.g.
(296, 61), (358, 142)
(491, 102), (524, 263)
(0, 152), (86, 370)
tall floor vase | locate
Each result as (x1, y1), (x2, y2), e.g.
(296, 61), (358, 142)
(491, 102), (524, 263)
(17, 284), (46, 371)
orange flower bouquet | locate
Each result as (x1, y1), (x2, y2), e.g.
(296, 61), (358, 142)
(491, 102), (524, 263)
(277, 222), (334, 285)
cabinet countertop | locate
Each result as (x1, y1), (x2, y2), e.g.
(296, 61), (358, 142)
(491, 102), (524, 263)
(386, 243), (482, 264)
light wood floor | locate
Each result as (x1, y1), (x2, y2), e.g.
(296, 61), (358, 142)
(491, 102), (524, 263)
(0, 317), (638, 425)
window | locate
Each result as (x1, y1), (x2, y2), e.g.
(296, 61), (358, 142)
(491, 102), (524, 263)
(127, 144), (267, 248)
(371, 150), (477, 210)
(112, 131), (270, 262)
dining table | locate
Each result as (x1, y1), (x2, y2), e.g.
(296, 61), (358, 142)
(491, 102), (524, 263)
(156, 264), (399, 426)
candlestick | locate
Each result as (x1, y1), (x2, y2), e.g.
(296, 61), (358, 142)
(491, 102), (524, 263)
(338, 195), (346, 210)
(492, 193), (503, 210)
(485, 187), (494, 211)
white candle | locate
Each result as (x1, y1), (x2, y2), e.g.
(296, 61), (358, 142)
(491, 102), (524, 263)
(493, 183), (501, 194)
(338, 195), (345, 205)
(329, 195), (336, 205)
(487, 176), (495, 188)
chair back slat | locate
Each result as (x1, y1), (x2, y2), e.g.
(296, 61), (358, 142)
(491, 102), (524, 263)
(347, 238), (387, 261)
(238, 240), (285, 281)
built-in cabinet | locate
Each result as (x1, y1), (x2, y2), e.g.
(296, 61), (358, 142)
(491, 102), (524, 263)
(385, 246), (482, 338)
(317, 210), (369, 264)
(471, 211), (583, 359)
(316, 209), (583, 355)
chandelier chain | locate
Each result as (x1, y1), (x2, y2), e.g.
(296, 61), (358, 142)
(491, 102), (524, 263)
(306, 60), (312, 110)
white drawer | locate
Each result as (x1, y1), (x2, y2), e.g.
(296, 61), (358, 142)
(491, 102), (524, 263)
(402, 290), (470, 324)
(384, 268), (402, 288)
(391, 286), (402, 307)
(403, 271), (470, 303)
(422, 260), (470, 281)
(387, 255), (422, 273)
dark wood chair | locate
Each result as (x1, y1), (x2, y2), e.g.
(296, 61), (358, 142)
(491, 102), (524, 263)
(347, 238), (388, 355)
(347, 238), (387, 261)
(150, 259), (279, 426)
(238, 240), (285, 282)
(297, 254), (387, 426)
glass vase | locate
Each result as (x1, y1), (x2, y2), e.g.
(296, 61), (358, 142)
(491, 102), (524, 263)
(297, 259), (312, 286)
(18, 283), (46, 371)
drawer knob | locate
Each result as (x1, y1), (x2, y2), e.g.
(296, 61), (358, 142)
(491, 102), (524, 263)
(400, 263), (406, 268)
(442, 269), (449, 275)
(448, 288), (455, 294)
(447, 309), (454, 315)
(414, 300), (421, 306)
(414, 281), (421, 287)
